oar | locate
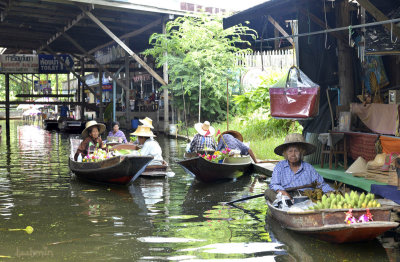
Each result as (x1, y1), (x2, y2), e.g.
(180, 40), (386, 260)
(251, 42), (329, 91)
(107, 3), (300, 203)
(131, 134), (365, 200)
(226, 183), (318, 205)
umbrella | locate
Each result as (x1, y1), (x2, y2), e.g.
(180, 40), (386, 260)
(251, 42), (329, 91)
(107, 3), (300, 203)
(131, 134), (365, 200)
(16, 104), (33, 110)
(22, 108), (41, 116)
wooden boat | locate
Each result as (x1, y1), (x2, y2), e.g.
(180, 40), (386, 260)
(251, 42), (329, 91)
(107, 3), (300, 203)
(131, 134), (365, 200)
(58, 119), (85, 133)
(43, 119), (59, 130)
(69, 139), (153, 185)
(266, 200), (399, 243)
(112, 143), (169, 177)
(177, 156), (252, 183)
(141, 160), (169, 177)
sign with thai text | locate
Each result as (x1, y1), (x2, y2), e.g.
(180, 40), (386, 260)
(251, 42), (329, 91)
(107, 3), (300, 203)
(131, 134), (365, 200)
(94, 42), (126, 65)
(0, 54), (38, 73)
(38, 54), (74, 73)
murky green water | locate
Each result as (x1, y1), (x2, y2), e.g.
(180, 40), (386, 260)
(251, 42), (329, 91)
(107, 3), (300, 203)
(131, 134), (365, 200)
(0, 120), (396, 261)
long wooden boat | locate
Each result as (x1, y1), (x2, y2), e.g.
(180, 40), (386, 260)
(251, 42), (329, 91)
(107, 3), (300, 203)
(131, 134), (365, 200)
(111, 143), (169, 177)
(69, 139), (153, 185)
(141, 160), (169, 177)
(177, 156), (252, 183)
(267, 200), (399, 243)
(43, 119), (59, 130)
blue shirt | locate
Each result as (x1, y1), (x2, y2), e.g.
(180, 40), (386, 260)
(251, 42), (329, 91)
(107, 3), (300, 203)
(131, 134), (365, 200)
(217, 134), (249, 155)
(270, 160), (333, 193)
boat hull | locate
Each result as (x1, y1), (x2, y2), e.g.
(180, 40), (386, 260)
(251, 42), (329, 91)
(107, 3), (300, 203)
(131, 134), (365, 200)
(267, 201), (398, 243)
(69, 155), (153, 185)
(177, 156), (252, 183)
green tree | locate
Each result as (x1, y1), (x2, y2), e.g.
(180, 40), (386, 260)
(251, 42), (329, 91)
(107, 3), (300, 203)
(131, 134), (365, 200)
(143, 15), (256, 122)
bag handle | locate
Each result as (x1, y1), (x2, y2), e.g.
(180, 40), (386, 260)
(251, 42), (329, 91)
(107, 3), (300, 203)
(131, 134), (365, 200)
(285, 65), (303, 88)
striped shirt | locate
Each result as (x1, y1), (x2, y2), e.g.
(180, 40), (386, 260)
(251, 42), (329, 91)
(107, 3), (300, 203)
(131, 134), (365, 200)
(269, 160), (333, 193)
(189, 134), (217, 152)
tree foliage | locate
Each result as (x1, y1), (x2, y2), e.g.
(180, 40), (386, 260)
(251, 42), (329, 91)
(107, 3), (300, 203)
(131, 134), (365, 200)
(143, 15), (256, 122)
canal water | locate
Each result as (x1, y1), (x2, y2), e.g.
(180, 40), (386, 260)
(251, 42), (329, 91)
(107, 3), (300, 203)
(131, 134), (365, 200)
(0, 120), (396, 261)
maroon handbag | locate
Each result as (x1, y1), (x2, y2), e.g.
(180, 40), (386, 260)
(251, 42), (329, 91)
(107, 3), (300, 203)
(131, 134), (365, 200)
(270, 66), (320, 119)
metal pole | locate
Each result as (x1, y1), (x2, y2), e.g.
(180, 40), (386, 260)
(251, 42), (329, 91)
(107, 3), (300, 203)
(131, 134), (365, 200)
(5, 73), (10, 135)
(227, 78), (229, 130)
(198, 75), (201, 123)
(113, 65), (125, 123)
(256, 17), (400, 43)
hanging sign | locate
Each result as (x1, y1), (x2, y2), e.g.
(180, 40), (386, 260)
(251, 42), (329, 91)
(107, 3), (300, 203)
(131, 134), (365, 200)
(0, 54), (38, 73)
(94, 41), (126, 65)
(38, 54), (74, 73)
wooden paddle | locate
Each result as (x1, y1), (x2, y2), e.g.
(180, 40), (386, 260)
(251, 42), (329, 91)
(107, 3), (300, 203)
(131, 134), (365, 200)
(226, 183), (318, 205)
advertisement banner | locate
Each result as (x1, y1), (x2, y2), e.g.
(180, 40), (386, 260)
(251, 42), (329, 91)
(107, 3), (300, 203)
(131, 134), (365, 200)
(34, 80), (52, 94)
(0, 54), (38, 73)
(38, 54), (74, 73)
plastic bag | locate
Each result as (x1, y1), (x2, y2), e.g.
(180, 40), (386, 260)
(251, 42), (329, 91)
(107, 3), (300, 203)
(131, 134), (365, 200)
(288, 200), (316, 212)
(272, 192), (293, 211)
(270, 66), (320, 119)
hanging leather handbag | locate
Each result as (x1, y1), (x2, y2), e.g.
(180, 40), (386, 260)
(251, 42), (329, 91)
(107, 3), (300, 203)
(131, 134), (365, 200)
(270, 66), (320, 119)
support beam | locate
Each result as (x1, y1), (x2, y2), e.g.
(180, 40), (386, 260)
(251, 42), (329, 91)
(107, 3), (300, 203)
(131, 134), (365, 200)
(268, 15), (294, 46)
(356, 0), (400, 39)
(299, 7), (347, 43)
(88, 17), (162, 54)
(45, 45), (96, 96)
(38, 9), (88, 51)
(81, 7), (167, 86)
(62, 32), (130, 93)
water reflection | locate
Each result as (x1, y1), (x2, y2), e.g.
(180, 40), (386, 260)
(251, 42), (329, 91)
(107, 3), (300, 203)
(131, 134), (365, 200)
(0, 120), (397, 261)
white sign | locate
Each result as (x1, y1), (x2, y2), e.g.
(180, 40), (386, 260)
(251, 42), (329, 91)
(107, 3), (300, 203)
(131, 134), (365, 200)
(0, 54), (38, 73)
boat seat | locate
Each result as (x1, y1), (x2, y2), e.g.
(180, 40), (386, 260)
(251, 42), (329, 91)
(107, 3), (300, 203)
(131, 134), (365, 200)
(319, 133), (348, 170)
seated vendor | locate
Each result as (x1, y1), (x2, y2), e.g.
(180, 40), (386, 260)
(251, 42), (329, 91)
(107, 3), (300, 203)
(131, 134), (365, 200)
(107, 121), (127, 143)
(217, 130), (259, 163)
(188, 121), (217, 152)
(132, 125), (163, 165)
(265, 133), (333, 202)
(74, 120), (106, 161)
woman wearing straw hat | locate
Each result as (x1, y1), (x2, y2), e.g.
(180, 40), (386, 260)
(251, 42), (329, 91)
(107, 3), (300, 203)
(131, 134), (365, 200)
(265, 133), (333, 202)
(188, 121), (217, 152)
(131, 125), (163, 165)
(217, 130), (259, 163)
(74, 120), (106, 161)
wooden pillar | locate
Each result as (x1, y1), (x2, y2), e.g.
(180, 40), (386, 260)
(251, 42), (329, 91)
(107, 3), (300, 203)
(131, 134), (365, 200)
(80, 58), (85, 120)
(163, 19), (169, 132)
(125, 45), (130, 128)
(5, 73), (10, 135)
(99, 68), (104, 121)
(336, 0), (354, 106)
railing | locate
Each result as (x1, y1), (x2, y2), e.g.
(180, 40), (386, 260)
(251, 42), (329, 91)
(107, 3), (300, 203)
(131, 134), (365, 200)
(237, 49), (295, 70)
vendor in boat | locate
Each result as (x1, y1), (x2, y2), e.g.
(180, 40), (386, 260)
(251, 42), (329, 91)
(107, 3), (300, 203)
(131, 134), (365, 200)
(74, 120), (106, 161)
(107, 121), (127, 143)
(217, 130), (259, 163)
(131, 125), (163, 165)
(188, 121), (217, 152)
(265, 133), (333, 202)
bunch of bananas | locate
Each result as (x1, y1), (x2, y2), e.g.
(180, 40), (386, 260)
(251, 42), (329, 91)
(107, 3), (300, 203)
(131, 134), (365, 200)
(310, 191), (381, 210)
(302, 188), (324, 202)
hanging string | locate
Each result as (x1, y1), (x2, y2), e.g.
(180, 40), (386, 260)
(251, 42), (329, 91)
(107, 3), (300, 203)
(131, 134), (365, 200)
(307, 8), (311, 45)
(323, 0), (329, 49)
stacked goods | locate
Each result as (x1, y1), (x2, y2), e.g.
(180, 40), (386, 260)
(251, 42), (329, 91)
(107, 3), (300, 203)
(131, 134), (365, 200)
(83, 148), (114, 162)
(310, 191), (381, 210)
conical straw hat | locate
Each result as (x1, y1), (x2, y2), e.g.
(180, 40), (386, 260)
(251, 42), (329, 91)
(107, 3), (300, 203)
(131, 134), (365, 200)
(130, 126), (155, 137)
(367, 153), (386, 168)
(345, 156), (367, 174)
(139, 117), (154, 129)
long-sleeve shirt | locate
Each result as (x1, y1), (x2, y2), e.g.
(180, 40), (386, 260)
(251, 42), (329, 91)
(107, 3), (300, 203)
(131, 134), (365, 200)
(189, 134), (217, 152)
(217, 134), (249, 155)
(74, 137), (104, 161)
(269, 160), (333, 193)
(140, 139), (162, 165)
(107, 130), (127, 143)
